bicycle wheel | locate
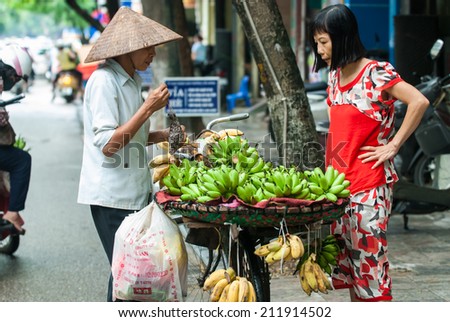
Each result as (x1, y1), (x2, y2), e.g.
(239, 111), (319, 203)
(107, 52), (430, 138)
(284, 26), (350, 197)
(183, 227), (226, 302)
(230, 228), (271, 302)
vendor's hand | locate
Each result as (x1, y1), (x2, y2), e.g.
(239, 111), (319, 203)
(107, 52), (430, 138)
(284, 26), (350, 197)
(359, 142), (399, 169)
(144, 83), (170, 115)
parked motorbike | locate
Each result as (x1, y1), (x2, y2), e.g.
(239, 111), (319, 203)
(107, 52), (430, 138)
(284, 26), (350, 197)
(0, 93), (26, 255)
(392, 38), (450, 228)
(394, 39), (450, 185)
(54, 70), (80, 103)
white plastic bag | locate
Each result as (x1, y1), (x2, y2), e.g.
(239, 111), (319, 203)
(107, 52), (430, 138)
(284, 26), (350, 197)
(111, 201), (188, 301)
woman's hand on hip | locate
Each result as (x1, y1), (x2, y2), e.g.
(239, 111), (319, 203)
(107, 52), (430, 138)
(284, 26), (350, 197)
(359, 142), (399, 169)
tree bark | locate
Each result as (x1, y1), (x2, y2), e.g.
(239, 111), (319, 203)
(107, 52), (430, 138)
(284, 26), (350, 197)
(65, 0), (104, 32)
(105, 0), (119, 19)
(141, 0), (205, 135)
(173, 0), (194, 77)
(232, 0), (323, 169)
(172, 0), (205, 136)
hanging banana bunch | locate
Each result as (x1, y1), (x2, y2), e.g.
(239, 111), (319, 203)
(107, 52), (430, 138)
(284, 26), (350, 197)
(202, 267), (257, 302)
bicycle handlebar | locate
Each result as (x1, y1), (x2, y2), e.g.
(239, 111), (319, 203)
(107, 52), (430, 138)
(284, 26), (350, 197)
(0, 93), (25, 107)
(440, 74), (450, 86)
(206, 113), (249, 130)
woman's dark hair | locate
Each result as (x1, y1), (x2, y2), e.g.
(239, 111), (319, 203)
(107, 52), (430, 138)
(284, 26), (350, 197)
(309, 4), (367, 72)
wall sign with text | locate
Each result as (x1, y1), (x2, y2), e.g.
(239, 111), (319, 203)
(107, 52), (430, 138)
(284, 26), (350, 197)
(164, 77), (220, 117)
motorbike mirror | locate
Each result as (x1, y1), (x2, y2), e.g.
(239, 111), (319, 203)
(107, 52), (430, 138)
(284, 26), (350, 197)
(430, 39), (444, 60)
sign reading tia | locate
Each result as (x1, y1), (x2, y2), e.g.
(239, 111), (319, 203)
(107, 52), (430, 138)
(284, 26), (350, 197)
(164, 77), (220, 117)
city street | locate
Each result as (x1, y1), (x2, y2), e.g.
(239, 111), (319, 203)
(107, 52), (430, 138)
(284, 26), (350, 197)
(0, 79), (109, 301)
(1, 78), (450, 303)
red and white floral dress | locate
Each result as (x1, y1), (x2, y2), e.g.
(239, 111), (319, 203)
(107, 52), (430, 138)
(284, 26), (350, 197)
(325, 60), (402, 301)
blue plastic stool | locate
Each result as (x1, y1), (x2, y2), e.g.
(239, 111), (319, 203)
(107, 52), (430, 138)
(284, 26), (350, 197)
(226, 75), (251, 113)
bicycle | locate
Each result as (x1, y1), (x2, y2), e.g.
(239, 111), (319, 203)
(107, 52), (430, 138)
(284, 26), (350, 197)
(165, 113), (271, 301)
(156, 113), (347, 302)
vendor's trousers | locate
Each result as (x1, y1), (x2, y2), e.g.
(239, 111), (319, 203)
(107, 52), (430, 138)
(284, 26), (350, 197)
(90, 205), (134, 302)
(0, 145), (32, 211)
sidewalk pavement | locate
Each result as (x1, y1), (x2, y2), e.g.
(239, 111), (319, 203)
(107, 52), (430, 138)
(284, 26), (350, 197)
(182, 107), (450, 302)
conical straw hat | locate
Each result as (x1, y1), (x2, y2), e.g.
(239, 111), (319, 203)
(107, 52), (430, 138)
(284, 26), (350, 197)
(84, 6), (182, 63)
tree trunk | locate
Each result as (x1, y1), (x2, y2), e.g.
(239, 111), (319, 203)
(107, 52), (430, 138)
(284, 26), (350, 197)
(65, 0), (104, 32)
(172, 0), (205, 136)
(232, 0), (323, 169)
(141, 0), (205, 136)
(173, 0), (194, 77)
(141, 0), (181, 82)
(105, 0), (119, 20)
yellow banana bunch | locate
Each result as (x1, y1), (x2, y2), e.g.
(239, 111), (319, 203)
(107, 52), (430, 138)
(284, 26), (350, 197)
(149, 153), (171, 168)
(157, 141), (170, 152)
(196, 129), (221, 141)
(210, 278), (230, 302)
(152, 163), (170, 184)
(254, 234), (305, 264)
(217, 128), (244, 140)
(287, 234), (305, 259)
(298, 253), (333, 296)
(304, 166), (351, 202)
(222, 277), (256, 302)
(203, 267), (236, 291)
(149, 152), (175, 185)
(204, 268), (256, 302)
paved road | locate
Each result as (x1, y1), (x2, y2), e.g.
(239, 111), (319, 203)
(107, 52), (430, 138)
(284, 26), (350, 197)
(0, 79), (109, 301)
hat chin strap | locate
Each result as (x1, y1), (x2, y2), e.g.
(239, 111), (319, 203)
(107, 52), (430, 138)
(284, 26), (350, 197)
(116, 54), (136, 77)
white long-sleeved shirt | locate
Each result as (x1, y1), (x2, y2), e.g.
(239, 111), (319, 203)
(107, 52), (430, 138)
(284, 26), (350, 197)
(77, 59), (151, 210)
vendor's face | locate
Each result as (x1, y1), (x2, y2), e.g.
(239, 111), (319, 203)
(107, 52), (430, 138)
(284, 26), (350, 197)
(130, 46), (156, 71)
(313, 32), (332, 66)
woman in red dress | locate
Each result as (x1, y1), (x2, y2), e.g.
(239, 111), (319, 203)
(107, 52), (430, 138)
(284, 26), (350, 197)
(309, 4), (429, 301)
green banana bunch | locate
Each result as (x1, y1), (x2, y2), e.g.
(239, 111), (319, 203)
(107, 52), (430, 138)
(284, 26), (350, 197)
(258, 166), (310, 200)
(162, 164), (184, 195)
(180, 183), (202, 201)
(236, 181), (258, 204)
(316, 234), (341, 276)
(195, 165), (236, 200)
(295, 234), (340, 277)
(162, 159), (201, 196)
(14, 135), (30, 151)
(174, 169), (232, 203)
(196, 171), (224, 199)
(233, 150), (259, 171)
(304, 166), (350, 202)
(208, 135), (249, 166)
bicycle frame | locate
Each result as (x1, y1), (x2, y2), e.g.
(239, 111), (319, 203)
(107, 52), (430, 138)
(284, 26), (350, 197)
(173, 112), (329, 302)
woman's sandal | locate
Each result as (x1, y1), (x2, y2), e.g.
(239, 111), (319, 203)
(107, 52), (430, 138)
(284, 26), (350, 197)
(1, 220), (26, 236)
(8, 223), (26, 236)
